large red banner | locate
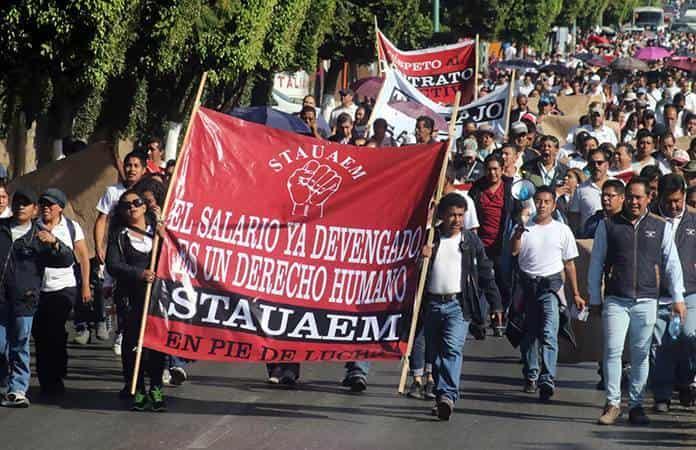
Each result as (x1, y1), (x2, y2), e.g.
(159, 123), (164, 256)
(143, 107), (447, 363)
(377, 29), (476, 105)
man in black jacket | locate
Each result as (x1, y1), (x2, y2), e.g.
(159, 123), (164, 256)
(0, 188), (74, 408)
(421, 193), (501, 420)
(522, 135), (569, 189)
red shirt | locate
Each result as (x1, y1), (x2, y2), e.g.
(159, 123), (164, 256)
(146, 160), (166, 175)
(478, 182), (504, 248)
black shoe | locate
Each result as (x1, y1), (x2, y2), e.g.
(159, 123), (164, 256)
(119, 386), (134, 399)
(628, 406), (650, 425)
(679, 388), (695, 407)
(653, 401), (670, 413)
(348, 377), (367, 393)
(423, 380), (436, 400)
(523, 379), (538, 393)
(436, 398), (454, 421)
(539, 383), (554, 403)
(406, 381), (424, 399)
(169, 367), (188, 386)
(40, 380), (65, 396)
(280, 370), (297, 387)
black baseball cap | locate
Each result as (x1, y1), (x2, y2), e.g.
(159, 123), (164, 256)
(40, 188), (67, 208)
(13, 187), (38, 205)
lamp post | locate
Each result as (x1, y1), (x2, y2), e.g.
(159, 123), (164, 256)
(433, 0), (440, 32)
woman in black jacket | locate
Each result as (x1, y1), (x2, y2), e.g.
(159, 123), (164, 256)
(106, 189), (166, 412)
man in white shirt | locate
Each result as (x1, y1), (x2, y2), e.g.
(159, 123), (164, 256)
(569, 147), (612, 231)
(83, 151), (146, 347)
(32, 189), (91, 395)
(329, 88), (359, 130)
(582, 106), (618, 146)
(680, 79), (696, 113)
(420, 193), (501, 420)
(511, 185), (584, 403)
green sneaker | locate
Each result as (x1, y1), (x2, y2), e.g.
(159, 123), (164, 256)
(150, 387), (167, 412)
(131, 391), (150, 411)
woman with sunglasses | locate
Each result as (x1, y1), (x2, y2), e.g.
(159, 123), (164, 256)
(106, 189), (166, 412)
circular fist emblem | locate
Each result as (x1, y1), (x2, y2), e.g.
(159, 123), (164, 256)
(287, 160), (342, 217)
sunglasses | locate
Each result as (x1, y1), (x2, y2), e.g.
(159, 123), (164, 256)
(589, 160), (607, 166)
(119, 198), (145, 209)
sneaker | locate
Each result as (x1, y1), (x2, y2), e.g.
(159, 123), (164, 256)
(279, 369), (297, 387)
(523, 379), (538, 393)
(73, 328), (90, 345)
(96, 321), (109, 341)
(406, 381), (424, 400)
(131, 391), (151, 411)
(493, 326), (505, 337)
(112, 333), (123, 356)
(597, 403), (622, 425)
(628, 406), (650, 425)
(170, 367), (188, 386)
(653, 401), (670, 413)
(436, 397), (454, 421)
(162, 369), (172, 386)
(1, 392), (30, 408)
(150, 387), (167, 412)
(423, 380), (436, 400)
(539, 383), (554, 403)
(268, 366), (282, 384)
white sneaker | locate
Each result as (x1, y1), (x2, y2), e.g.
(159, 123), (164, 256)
(162, 369), (172, 386)
(96, 321), (109, 341)
(112, 333), (123, 356)
(1, 391), (30, 408)
(170, 367), (188, 386)
(73, 329), (90, 345)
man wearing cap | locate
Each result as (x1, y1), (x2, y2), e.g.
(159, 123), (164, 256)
(475, 125), (498, 160)
(683, 161), (696, 188)
(0, 188), (74, 408)
(510, 122), (539, 165)
(588, 75), (604, 101)
(32, 189), (91, 395)
(581, 105), (618, 146)
(454, 138), (485, 183)
(329, 88), (358, 131)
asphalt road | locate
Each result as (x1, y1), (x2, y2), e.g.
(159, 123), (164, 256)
(1, 333), (695, 450)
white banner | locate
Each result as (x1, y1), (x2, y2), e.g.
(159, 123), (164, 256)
(371, 67), (511, 143)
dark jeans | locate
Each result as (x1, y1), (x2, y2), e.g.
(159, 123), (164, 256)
(33, 287), (76, 388)
(122, 308), (165, 392)
(484, 247), (507, 312)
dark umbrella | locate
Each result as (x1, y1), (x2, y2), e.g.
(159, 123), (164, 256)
(587, 56), (609, 68)
(350, 77), (383, 99)
(540, 64), (572, 76)
(387, 100), (448, 130)
(573, 53), (593, 62)
(496, 59), (539, 71)
(610, 57), (649, 72)
(228, 106), (311, 135)
(666, 58), (696, 73)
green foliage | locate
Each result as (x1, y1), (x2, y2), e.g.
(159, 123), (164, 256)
(319, 0), (432, 64)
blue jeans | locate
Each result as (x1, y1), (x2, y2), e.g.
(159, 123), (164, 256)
(603, 296), (657, 408)
(520, 291), (559, 387)
(424, 299), (468, 403)
(650, 294), (696, 401)
(0, 312), (34, 394)
(345, 361), (370, 380)
(409, 320), (432, 377)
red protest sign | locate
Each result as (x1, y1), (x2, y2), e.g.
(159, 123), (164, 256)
(143, 107), (447, 363)
(377, 29), (476, 105)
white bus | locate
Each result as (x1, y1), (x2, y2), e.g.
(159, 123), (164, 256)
(633, 7), (666, 31)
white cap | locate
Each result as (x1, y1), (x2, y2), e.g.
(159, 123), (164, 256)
(590, 74), (601, 83)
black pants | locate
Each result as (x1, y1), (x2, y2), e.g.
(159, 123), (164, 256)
(484, 247), (507, 312)
(33, 287), (77, 388)
(122, 308), (165, 392)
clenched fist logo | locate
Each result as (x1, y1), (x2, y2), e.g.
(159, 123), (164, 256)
(287, 160), (342, 217)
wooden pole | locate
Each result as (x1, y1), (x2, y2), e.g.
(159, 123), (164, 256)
(374, 16), (383, 76)
(130, 71), (208, 395)
(503, 70), (516, 142)
(474, 34), (480, 100)
(398, 90), (462, 394)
